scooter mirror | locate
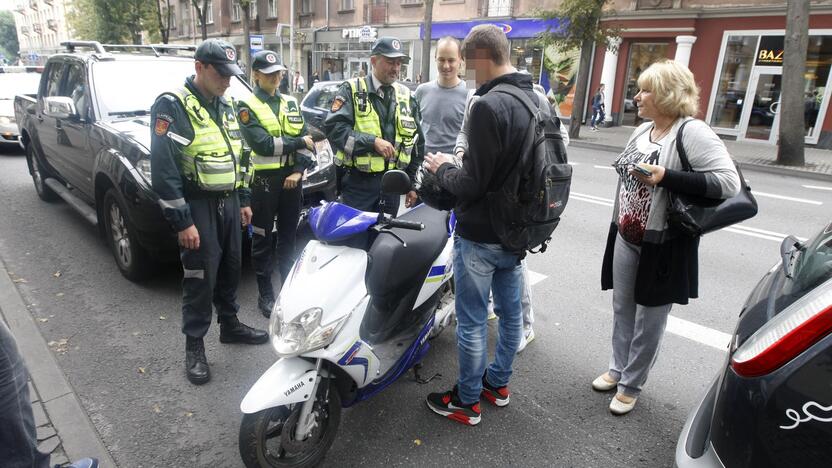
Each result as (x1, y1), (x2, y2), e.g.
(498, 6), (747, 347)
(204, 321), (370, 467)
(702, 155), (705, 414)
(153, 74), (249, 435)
(381, 169), (411, 195)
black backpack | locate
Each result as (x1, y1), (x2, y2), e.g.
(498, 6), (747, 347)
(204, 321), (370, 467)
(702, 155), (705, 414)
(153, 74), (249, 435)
(486, 84), (572, 256)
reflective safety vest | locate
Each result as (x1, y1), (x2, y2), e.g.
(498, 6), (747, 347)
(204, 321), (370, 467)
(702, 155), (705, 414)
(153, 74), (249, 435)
(237, 93), (305, 171)
(334, 78), (417, 173)
(170, 87), (245, 192)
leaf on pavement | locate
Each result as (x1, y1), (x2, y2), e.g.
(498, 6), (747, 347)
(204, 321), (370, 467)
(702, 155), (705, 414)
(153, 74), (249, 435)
(152, 404), (161, 413)
(138, 367), (146, 374)
(53, 271), (62, 278)
(56, 293), (64, 297)
(159, 316), (167, 320)
(37, 318), (48, 323)
(47, 338), (69, 354)
(184, 411), (193, 417)
(413, 439), (422, 446)
(13, 278), (27, 283)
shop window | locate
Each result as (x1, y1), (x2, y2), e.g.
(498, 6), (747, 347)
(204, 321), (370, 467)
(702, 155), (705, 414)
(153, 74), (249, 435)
(267, 0), (276, 18)
(710, 35), (757, 130)
(803, 35), (832, 137)
(231, 0), (240, 21)
(621, 42), (668, 126)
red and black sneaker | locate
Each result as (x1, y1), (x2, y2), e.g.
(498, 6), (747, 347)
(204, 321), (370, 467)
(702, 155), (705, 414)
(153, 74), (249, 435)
(426, 386), (481, 426)
(481, 373), (510, 407)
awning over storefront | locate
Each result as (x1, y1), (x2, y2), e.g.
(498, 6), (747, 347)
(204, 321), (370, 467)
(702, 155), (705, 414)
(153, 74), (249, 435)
(421, 18), (562, 40)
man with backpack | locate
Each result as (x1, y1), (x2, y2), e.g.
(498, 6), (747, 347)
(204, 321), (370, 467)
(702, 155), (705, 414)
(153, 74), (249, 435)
(423, 24), (570, 426)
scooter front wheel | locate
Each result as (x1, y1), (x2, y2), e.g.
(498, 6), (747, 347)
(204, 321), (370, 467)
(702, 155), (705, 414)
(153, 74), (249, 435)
(239, 379), (341, 468)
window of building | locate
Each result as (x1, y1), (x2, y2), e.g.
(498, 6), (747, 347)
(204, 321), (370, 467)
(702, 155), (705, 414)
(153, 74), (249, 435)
(268, 0), (276, 18)
(341, 0), (354, 11)
(251, 0), (258, 19)
(709, 35), (757, 131)
(231, 0), (240, 21)
(300, 0), (312, 14)
(170, 9), (176, 29)
(205, 1), (213, 24)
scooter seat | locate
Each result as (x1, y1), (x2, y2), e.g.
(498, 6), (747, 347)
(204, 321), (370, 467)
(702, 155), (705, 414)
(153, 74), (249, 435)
(365, 205), (449, 297)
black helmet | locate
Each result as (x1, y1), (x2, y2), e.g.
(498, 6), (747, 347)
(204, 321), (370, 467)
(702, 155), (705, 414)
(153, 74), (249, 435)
(415, 157), (461, 211)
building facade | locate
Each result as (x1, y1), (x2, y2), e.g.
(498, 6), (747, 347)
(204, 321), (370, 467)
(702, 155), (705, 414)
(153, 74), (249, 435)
(11, 0), (73, 63)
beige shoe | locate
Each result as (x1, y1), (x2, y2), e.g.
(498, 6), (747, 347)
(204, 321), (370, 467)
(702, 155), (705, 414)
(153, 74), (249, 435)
(609, 393), (637, 415)
(591, 372), (618, 392)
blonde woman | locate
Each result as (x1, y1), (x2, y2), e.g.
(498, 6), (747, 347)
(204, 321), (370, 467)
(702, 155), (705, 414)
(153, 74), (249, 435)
(594, 60), (740, 415)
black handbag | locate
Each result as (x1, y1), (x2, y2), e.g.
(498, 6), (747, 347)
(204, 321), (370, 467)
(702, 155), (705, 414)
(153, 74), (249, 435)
(667, 120), (758, 236)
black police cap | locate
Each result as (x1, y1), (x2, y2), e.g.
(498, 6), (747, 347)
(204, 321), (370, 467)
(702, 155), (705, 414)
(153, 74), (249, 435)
(371, 37), (410, 63)
(194, 39), (243, 77)
(251, 50), (287, 74)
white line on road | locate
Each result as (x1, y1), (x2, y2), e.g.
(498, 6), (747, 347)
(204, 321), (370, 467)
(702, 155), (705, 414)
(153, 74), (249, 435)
(528, 270), (547, 286)
(568, 162), (579, 166)
(802, 184), (832, 192)
(593, 165), (616, 170)
(665, 316), (731, 351)
(571, 191), (614, 207)
(751, 190), (823, 205)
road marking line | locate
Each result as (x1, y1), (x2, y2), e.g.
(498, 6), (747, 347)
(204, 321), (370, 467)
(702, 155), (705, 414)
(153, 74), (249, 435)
(665, 316), (731, 351)
(527, 270), (547, 286)
(568, 162), (579, 166)
(802, 184), (832, 191)
(571, 191), (614, 207)
(722, 225), (807, 243)
(593, 165), (615, 170)
(751, 190), (822, 205)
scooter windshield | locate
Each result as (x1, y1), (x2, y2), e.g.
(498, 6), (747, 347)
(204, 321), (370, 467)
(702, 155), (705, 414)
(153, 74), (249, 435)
(309, 202), (379, 242)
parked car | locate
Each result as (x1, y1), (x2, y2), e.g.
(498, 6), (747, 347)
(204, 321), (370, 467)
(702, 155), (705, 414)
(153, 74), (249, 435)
(676, 221), (832, 467)
(0, 67), (42, 148)
(14, 41), (335, 281)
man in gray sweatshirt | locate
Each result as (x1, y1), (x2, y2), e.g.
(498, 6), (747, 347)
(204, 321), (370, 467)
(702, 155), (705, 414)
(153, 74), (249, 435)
(415, 36), (468, 154)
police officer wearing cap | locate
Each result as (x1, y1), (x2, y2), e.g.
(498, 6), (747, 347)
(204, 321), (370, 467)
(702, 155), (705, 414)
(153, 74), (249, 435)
(323, 36), (424, 214)
(150, 38), (268, 386)
(236, 50), (315, 317)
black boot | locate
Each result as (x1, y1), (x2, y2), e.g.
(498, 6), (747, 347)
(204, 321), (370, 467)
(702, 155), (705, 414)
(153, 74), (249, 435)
(219, 316), (269, 345)
(185, 336), (210, 385)
(256, 275), (275, 318)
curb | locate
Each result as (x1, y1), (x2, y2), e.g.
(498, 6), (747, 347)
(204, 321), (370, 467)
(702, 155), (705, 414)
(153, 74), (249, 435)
(0, 257), (118, 467)
(570, 140), (832, 183)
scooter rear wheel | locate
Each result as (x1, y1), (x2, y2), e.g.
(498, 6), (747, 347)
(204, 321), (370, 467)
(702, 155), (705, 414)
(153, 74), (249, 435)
(239, 379), (341, 468)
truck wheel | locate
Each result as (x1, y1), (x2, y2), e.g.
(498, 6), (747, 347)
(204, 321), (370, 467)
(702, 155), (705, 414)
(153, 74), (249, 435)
(103, 188), (153, 281)
(28, 145), (58, 202)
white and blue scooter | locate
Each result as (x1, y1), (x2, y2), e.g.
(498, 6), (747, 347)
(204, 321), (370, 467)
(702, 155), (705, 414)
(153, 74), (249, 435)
(238, 170), (456, 468)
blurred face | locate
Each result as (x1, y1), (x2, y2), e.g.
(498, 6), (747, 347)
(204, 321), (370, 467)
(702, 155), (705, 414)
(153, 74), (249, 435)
(195, 61), (231, 98)
(463, 48), (493, 87)
(436, 41), (461, 82)
(256, 70), (281, 94)
(371, 55), (402, 85)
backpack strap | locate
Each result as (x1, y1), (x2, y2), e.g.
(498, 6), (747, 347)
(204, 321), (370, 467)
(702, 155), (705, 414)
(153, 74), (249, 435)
(491, 83), (544, 120)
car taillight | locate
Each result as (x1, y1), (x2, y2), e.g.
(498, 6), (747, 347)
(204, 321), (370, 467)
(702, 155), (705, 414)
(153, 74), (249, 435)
(731, 277), (832, 377)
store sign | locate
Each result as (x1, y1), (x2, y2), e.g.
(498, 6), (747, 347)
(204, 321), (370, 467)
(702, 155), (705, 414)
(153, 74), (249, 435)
(756, 35), (785, 66)
(343, 26), (378, 43)
(421, 18), (561, 40)
(250, 35), (264, 54)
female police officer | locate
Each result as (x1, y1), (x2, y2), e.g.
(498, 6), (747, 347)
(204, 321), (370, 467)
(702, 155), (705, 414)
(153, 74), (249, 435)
(236, 50), (315, 317)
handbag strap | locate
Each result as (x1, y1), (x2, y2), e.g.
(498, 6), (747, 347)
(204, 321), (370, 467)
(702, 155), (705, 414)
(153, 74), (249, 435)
(674, 119), (694, 172)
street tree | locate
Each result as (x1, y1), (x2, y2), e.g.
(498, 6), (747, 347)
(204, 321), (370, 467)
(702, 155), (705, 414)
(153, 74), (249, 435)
(68, 0), (156, 44)
(421, 0), (434, 84)
(241, 0), (252, 82)
(154, 0), (173, 44)
(0, 11), (20, 63)
(191, 0), (209, 41)
(777, 0), (810, 166)
(536, 0), (619, 140)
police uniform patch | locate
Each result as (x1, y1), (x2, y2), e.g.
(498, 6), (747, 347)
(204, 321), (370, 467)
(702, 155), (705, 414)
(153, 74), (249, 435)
(239, 108), (250, 124)
(266, 53), (276, 63)
(331, 97), (345, 112)
(287, 115), (303, 124)
(154, 117), (171, 136)
(225, 48), (236, 61)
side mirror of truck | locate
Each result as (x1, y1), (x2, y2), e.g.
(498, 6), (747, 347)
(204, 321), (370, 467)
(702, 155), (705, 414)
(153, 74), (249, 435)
(43, 96), (77, 119)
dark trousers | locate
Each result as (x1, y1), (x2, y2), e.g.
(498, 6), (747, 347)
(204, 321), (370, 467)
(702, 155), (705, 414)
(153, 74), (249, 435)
(250, 170), (303, 301)
(0, 321), (50, 468)
(340, 170), (400, 216)
(180, 195), (242, 338)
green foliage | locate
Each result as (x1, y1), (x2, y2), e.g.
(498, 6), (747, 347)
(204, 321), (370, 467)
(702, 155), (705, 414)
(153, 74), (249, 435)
(67, 0), (157, 44)
(0, 11), (20, 61)
(534, 0), (620, 53)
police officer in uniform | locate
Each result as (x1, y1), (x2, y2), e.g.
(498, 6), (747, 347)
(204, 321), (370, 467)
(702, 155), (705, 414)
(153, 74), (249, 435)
(150, 39), (268, 386)
(323, 36), (424, 215)
(236, 50), (315, 317)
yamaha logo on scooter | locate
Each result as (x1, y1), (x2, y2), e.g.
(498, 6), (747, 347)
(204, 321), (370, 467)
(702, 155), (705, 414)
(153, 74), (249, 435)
(284, 381), (305, 397)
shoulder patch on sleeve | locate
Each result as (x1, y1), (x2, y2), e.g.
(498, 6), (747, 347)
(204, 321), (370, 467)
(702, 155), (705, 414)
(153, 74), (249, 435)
(331, 96), (345, 112)
(239, 108), (250, 124)
(154, 117), (171, 136)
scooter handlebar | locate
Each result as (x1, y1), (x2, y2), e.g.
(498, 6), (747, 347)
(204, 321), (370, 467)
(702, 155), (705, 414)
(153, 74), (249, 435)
(385, 218), (424, 231)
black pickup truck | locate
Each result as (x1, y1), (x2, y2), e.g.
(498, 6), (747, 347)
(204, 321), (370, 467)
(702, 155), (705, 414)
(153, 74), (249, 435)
(14, 41), (337, 281)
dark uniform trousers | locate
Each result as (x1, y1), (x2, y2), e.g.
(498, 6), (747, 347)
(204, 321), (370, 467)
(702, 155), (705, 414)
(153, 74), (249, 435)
(340, 169), (400, 216)
(181, 194), (242, 338)
(250, 169), (303, 299)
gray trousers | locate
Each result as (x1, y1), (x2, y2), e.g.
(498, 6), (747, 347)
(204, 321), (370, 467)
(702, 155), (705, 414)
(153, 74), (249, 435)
(609, 234), (672, 397)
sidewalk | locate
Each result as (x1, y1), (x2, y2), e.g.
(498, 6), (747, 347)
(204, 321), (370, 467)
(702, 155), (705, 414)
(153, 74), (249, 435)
(569, 123), (832, 182)
(0, 257), (117, 467)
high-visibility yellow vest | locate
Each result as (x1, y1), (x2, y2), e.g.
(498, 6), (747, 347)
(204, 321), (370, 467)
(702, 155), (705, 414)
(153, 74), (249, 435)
(334, 78), (417, 173)
(170, 87), (245, 191)
(238, 92), (305, 171)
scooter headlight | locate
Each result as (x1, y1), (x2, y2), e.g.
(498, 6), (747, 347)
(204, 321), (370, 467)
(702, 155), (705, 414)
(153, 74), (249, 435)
(271, 307), (349, 357)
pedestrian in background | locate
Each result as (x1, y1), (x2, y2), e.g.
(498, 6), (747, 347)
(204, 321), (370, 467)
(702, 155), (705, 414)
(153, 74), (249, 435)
(236, 51), (315, 318)
(415, 36), (468, 155)
(150, 39), (268, 386)
(423, 24), (533, 426)
(595, 60), (740, 414)
(311, 70), (320, 86)
(293, 70), (305, 93)
(279, 71), (290, 94)
(591, 83), (605, 130)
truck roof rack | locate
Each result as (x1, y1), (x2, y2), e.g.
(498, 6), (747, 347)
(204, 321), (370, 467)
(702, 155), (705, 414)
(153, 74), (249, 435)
(60, 41), (196, 58)
(61, 41), (106, 53)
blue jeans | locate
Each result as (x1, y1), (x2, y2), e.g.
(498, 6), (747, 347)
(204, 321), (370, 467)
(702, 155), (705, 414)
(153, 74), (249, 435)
(453, 236), (523, 404)
(591, 107), (605, 127)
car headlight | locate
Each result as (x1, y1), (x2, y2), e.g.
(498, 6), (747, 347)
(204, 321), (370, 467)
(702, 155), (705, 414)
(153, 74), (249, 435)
(270, 306), (349, 357)
(135, 157), (151, 183)
(304, 141), (334, 177)
(0, 116), (12, 125)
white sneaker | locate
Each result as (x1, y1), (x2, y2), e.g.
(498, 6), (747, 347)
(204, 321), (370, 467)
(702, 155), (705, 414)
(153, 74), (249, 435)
(591, 372), (618, 392)
(516, 326), (535, 353)
(609, 393), (637, 415)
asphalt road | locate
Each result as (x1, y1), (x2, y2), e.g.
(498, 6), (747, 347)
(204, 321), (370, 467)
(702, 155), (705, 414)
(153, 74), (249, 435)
(1, 143), (830, 467)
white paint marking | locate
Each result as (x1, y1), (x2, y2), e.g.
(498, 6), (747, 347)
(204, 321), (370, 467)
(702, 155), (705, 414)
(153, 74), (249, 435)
(568, 162), (579, 166)
(571, 191), (614, 207)
(665, 316), (731, 351)
(802, 184), (832, 192)
(593, 165), (616, 170)
(527, 270), (547, 286)
(723, 224), (808, 243)
(751, 190), (823, 206)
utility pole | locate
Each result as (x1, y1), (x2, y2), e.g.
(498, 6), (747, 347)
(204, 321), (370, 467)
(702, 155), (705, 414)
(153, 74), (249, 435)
(777, 0), (809, 166)
(421, 0), (434, 83)
(289, 0), (295, 74)
(242, 0), (251, 82)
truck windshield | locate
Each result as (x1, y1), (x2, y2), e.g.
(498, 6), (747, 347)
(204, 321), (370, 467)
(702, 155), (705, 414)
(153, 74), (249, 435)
(91, 59), (254, 119)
